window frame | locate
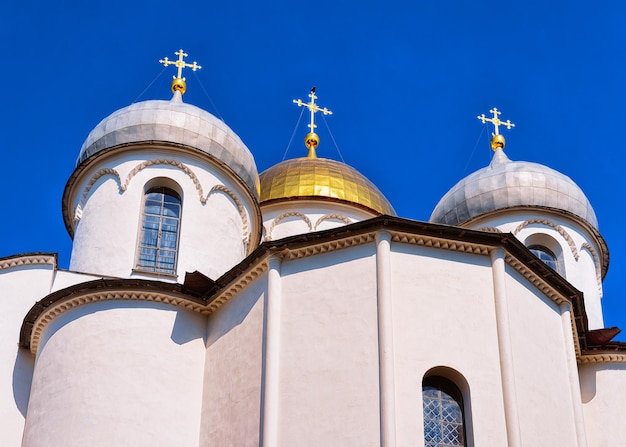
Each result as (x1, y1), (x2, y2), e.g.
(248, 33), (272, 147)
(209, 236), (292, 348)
(528, 244), (559, 273)
(523, 233), (565, 277)
(134, 186), (182, 277)
(422, 374), (469, 447)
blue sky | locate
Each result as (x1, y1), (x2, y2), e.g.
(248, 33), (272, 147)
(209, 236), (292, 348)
(2, 1), (625, 338)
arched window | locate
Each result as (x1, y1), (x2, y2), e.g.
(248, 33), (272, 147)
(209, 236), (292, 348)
(528, 245), (558, 272)
(136, 187), (181, 275)
(423, 376), (466, 447)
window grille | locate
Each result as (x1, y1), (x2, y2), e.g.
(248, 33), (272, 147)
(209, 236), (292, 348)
(423, 376), (466, 447)
(528, 245), (558, 272)
(136, 187), (181, 275)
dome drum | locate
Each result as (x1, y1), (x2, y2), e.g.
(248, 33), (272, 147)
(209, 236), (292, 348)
(77, 95), (259, 196)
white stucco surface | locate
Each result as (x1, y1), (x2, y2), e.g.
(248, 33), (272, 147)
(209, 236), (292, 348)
(580, 362), (626, 446)
(391, 245), (509, 446)
(201, 274), (266, 447)
(0, 263), (54, 447)
(50, 270), (107, 292)
(22, 301), (206, 447)
(262, 200), (376, 241)
(504, 266), (579, 446)
(69, 149), (260, 281)
(468, 210), (605, 329)
(279, 245), (380, 446)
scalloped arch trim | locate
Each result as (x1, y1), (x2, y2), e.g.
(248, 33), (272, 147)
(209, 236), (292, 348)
(207, 184), (252, 253)
(267, 212), (312, 241)
(314, 214), (352, 230)
(512, 218), (602, 294)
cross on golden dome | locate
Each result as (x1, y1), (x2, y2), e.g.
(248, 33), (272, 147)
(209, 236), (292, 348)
(159, 49), (202, 95)
(477, 107), (515, 150)
(293, 87), (333, 158)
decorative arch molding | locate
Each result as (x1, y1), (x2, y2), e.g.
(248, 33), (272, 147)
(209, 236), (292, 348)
(122, 159), (206, 202)
(74, 168), (121, 224)
(24, 262), (271, 354)
(0, 254), (56, 271)
(27, 290), (210, 354)
(513, 218), (579, 260)
(581, 242), (603, 295)
(477, 226), (502, 233)
(74, 159), (256, 254)
(314, 214), (352, 230)
(267, 212), (312, 241)
(206, 184), (251, 253)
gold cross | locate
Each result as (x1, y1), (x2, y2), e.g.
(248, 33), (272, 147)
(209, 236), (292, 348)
(477, 107), (515, 135)
(159, 49), (202, 80)
(293, 87), (333, 133)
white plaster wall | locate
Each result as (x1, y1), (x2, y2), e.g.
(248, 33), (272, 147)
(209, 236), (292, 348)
(22, 301), (206, 447)
(200, 274), (265, 447)
(70, 149), (258, 281)
(50, 270), (106, 292)
(278, 245), (380, 446)
(261, 201), (376, 241)
(468, 211), (605, 328)
(580, 362), (626, 446)
(390, 246), (509, 446)
(504, 266), (579, 446)
(0, 263), (54, 447)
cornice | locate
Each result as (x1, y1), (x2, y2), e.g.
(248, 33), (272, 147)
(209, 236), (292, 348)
(578, 353), (626, 364)
(27, 289), (207, 354)
(207, 261), (268, 313)
(0, 253), (56, 271)
(20, 216), (587, 358)
(20, 279), (207, 354)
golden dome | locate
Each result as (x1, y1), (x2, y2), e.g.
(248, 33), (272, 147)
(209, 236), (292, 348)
(260, 157), (395, 215)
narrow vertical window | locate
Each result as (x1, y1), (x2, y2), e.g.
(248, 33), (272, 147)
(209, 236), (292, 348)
(423, 376), (466, 447)
(136, 187), (181, 275)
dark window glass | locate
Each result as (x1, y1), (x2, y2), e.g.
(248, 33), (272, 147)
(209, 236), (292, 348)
(136, 187), (181, 274)
(528, 245), (558, 272)
(423, 376), (466, 447)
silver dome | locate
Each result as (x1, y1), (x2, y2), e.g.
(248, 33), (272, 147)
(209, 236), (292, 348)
(430, 148), (598, 229)
(77, 92), (259, 194)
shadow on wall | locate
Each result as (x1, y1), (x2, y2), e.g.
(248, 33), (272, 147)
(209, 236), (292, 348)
(578, 363), (626, 404)
(170, 309), (208, 345)
(205, 280), (263, 345)
(13, 349), (35, 417)
(577, 363), (626, 404)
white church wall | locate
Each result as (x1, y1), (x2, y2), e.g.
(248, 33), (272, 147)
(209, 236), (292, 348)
(69, 150), (257, 281)
(50, 270), (107, 292)
(0, 261), (54, 447)
(262, 201), (376, 241)
(22, 301), (206, 447)
(200, 273), (266, 447)
(278, 245), (380, 446)
(580, 362), (626, 447)
(390, 245), (509, 446)
(469, 211), (604, 329)
(504, 266), (579, 446)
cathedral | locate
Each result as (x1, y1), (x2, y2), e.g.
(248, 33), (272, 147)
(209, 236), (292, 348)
(1, 50), (625, 447)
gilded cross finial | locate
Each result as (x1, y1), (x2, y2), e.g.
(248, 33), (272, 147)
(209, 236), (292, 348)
(293, 87), (333, 158)
(159, 49), (202, 95)
(477, 107), (515, 150)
